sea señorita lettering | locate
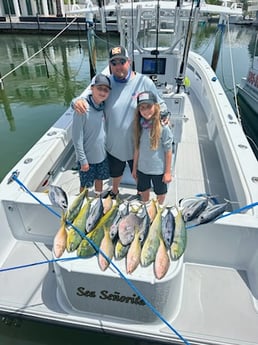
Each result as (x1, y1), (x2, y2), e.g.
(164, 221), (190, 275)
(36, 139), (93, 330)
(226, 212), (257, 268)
(76, 287), (145, 306)
(99, 290), (145, 305)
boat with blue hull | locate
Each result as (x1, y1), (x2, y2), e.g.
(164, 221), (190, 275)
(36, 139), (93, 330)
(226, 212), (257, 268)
(0, 2), (258, 345)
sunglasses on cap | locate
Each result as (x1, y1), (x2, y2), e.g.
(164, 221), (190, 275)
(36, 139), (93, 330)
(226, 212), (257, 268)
(110, 59), (127, 66)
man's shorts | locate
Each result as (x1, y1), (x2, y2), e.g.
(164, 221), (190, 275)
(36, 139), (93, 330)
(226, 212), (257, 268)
(136, 170), (167, 195)
(78, 157), (110, 188)
(107, 152), (133, 178)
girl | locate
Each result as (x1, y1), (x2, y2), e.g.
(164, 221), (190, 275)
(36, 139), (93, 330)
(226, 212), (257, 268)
(132, 91), (173, 204)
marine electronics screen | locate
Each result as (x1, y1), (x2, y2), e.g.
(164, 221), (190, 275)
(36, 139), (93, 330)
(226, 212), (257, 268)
(142, 57), (166, 75)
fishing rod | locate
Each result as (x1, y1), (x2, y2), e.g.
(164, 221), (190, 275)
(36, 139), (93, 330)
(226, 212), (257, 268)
(175, 0), (201, 93)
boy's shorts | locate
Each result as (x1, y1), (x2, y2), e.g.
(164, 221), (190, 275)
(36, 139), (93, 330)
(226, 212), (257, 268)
(79, 157), (110, 188)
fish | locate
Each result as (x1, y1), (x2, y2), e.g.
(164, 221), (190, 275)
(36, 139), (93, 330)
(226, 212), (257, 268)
(72, 196), (93, 233)
(77, 227), (104, 257)
(78, 199), (121, 257)
(154, 237), (170, 280)
(138, 203), (150, 244)
(85, 195), (104, 233)
(98, 225), (115, 271)
(126, 225), (141, 274)
(114, 240), (130, 260)
(103, 194), (113, 214)
(197, 202), (229, 224)
(140, 206), (162, 267)
(161, 206), (175, 249)
(118, 211), (141, 246)
(109, 210), (122, 240)
(66, 228), (82, 252)
(53, 215), (67, 258)
(170, 207), (187, 261)
(48, 185), (68, 210)
(181, 197), (208, 222)
(147, 198), (158, 223)
(65, 188), (88, 223)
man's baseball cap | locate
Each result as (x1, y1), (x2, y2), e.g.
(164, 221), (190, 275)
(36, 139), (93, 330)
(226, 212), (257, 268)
(91, 74), (111, 89)
(109, 46), (129, 61)
(137, 91), (157, 106)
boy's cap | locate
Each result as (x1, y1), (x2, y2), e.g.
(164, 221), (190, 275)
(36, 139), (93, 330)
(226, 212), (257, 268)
(109, 46), (129, 61)
(137, 91), (157, 106)
(91, 74), (111, 89)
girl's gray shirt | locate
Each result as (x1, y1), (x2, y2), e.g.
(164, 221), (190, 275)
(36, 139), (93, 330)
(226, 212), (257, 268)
(138, 124), (173, 175)
(72, 99), (106, 166)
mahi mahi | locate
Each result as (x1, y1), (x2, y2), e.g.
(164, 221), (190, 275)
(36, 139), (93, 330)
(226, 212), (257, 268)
(170, 207), (187, 261)
(65, 188), (88, 223)
(140, 206), (162, 267)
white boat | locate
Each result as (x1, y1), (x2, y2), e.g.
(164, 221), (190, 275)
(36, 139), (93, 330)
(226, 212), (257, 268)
(237, 33), (258, 114)
(0, 2), (258, 345)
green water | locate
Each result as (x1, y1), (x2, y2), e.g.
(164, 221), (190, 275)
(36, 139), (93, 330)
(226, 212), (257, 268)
(0, 24), (257, 344)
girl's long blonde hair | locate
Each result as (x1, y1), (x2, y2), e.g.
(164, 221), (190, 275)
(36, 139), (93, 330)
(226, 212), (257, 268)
(134, 103), (161, 150)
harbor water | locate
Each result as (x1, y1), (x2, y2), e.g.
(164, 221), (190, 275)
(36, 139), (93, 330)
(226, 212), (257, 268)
(0, 22), (257, 344)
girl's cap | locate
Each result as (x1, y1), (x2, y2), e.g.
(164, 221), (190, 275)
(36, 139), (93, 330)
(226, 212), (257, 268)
(137, 91), (157, 106)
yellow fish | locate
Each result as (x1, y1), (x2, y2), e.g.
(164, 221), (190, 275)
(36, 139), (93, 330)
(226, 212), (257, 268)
(126, 225), (141, 274)
(170, 207), (187, 261)
(114, 239), (129, 260)
(147, 198), (158, 223)
(154, 237), (170, 280)
(140, 206), (162, 267)
(53, 213), (67, 258)
(98, 226), (115, 271)
(65, 188), (88, 223)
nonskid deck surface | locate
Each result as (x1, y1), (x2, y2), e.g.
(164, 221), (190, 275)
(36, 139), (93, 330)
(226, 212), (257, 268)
(0, 239), (258, 345)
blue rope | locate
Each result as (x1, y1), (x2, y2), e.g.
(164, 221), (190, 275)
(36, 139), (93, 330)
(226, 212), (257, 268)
(0, 256), (81, 273)
(9, 172), (191, 345)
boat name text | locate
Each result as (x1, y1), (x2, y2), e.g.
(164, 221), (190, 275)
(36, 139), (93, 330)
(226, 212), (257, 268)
(76, 287), (145, 305)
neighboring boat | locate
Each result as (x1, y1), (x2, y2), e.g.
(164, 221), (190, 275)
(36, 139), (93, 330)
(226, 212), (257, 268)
(237, 33), (258, 154)
(237, 34), (258, 113)
(0, 2), (258, 345)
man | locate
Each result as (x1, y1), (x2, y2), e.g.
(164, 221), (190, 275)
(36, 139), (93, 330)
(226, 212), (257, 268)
(72, 45), (167, 198)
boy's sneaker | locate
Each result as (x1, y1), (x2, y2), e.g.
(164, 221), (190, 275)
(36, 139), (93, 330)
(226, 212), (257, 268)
(102, 190), (118, 199)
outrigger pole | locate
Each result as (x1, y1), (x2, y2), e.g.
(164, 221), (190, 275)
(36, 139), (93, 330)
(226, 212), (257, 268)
(175, 0), (201, 93)
(85, 0), (97, 79)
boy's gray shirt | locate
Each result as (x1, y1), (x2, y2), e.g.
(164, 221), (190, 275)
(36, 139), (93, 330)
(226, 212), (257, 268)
(72, 101), (106, 166)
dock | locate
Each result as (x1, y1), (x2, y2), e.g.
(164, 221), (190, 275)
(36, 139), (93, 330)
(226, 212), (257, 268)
(0, 16), (119, 35)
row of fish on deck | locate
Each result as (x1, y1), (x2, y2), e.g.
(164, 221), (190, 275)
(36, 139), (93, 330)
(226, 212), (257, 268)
(48, 186), (230, 280)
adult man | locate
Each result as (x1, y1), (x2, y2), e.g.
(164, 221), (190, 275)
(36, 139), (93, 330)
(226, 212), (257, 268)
(72, 45), (167, 198)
